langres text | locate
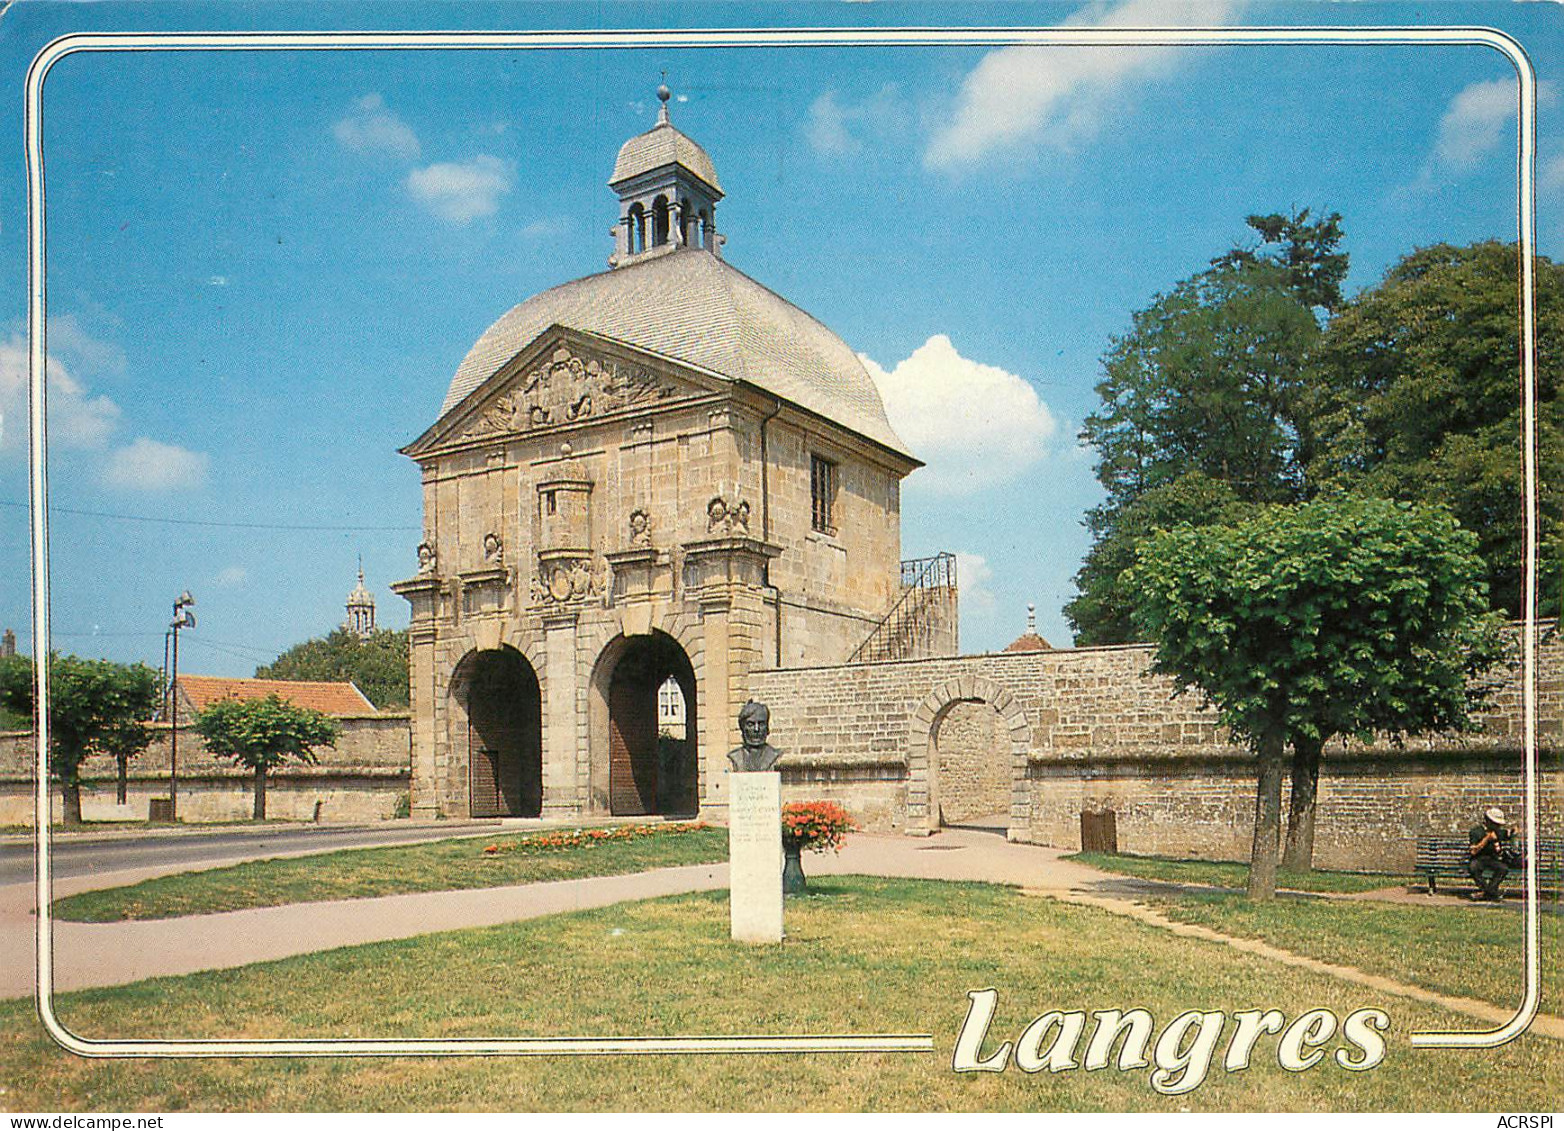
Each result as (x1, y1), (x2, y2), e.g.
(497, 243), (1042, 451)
(952, 989), (1390, 1095)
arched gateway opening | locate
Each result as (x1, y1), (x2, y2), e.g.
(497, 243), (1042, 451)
(592, 631), (698, 817)
(453, 647), (542, 818)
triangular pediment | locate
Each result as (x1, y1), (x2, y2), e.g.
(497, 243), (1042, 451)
(404, 327), (725, 457)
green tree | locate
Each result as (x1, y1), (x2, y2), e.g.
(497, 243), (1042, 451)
(1312, 241), (1564, 619)
(256, 627), (409, 709)
(1127, 496), (1505, 897)
(0, 653), (162, 825)
(195, 695), (340, 820)
(1066, 472), (1256, 646)
(1070, 250), (1338, 643)
(1211, 208), (1349, 313)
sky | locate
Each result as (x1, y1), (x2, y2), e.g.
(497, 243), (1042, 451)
(0, 0), (1558, 677)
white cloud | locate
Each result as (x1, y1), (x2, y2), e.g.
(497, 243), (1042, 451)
(1433, 79), (1518, 170)
(209, 275), (229, 287)
(861, 334), (1056, 495)
(1544, 152), (1564, 196)
(102, 437), (209, 491)
(406, 155), (513, 223)
(805, 85), (907, 156)
(213, 565), (248, 587)
(1401, 80), (1554, 197)
(520, 216), (573, 240)
(49, 313), (128, 378)
(954, 551), (997, 620)
(0, 330), (121, 452)
(925, 0), (1247, 169)
(333, 93), (422, 160)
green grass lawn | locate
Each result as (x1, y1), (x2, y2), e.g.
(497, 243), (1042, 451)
(1070, 851), (1401, 893)
(53, 824), (728, 921)
(5, 877), (1559, 1111)
(1147, 890), (1562, 1012)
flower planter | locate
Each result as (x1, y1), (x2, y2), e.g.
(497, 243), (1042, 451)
(779, 801), (857, 896)
(782, 841), (807, 894)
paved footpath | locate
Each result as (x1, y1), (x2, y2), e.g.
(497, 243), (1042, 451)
(2, 824), (1558, 1039)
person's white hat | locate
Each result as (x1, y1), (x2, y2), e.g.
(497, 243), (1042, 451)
(1485, 806), (1507, 824)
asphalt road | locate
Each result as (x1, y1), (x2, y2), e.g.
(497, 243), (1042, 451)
(0, 821), (506, 886)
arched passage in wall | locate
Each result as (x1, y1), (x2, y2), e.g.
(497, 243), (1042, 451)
(450, 646), (542, 818)
(934, 701), (1013, 826)
(589, 630), (698, 817)
(908, 676), (1030, 836)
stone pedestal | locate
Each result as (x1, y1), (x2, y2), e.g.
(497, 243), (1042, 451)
(728, 771), (783, 943)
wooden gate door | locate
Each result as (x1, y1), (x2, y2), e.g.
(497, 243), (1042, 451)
(609, 673), (658, 815)
(470, 744), (503, 818)
(465, 651), (542, 818)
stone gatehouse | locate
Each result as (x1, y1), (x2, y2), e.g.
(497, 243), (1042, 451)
(394, 89), (951, 823)
(390, 87), (1555, 870)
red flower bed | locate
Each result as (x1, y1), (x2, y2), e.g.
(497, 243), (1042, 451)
(781, 801), (857, 854)
(479, 822), (707, 857)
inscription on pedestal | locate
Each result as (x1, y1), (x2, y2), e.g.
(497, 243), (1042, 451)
(728, 772), (783, 943)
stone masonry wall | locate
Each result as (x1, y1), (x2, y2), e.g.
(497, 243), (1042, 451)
(751, 624), (1562, 870)
(0, 713), (411, 825)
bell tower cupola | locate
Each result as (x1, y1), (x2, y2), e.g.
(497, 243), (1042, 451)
(608, 83), (724, 267)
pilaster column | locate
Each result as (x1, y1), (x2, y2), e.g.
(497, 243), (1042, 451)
(699, 592), (732, 820)
(542, 610), (580, 818)
(408, 625), (439, 818)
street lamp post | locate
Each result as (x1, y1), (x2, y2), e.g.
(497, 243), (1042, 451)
(167, 591), (195, 821)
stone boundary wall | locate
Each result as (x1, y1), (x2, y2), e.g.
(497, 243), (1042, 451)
(751, 624), (1561, 871)
(0, 713), (411, 825)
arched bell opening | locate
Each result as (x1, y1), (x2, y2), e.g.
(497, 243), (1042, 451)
(627, 203), (647, 254)
(651, 195), (671, 247)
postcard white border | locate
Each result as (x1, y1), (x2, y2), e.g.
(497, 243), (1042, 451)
(25, 24), (1541, 1058)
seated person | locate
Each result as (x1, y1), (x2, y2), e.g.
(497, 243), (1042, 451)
(1468, 806), (1513, 901)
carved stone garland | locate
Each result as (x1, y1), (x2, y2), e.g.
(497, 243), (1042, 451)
(461, 346), (680, 441)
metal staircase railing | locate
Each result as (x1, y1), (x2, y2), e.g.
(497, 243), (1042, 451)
(850, 552), (958, 663)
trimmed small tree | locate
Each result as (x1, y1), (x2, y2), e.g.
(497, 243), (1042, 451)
(0, 653), (161, 825)
(195, 695), (341, 820)
(1126, 495), (1506, 899)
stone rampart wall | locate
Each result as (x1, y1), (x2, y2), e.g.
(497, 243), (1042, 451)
(751, 624), (1561, 870)
(0, 713), (411, 825)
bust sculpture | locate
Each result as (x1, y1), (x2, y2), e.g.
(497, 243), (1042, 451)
(727, 699), (783, 773)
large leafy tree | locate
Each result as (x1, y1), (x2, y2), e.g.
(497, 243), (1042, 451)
(195, 695), (340, 820)
(1312, 241), (1564, 618)
(1066, 472), (1256, 647)
(256, 627), (409, 709)
(1212, 208), (1349, 314)
(1127, 496), (1505, 898)
(1069, 211), (1345, 644)
(0, 653), (162, 825)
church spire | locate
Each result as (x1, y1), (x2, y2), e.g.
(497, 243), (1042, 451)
(345, 556), (376, 639)
(607, 82), (724, 267)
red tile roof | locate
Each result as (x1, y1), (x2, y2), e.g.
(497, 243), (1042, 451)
(175, 675), (376, 716)
(1003, 632), (1053, 653)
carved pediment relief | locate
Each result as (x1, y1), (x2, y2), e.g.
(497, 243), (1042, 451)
(456, 344), (687, 444)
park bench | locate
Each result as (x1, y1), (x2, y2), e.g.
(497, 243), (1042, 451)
(1414, 834), (1564, 895)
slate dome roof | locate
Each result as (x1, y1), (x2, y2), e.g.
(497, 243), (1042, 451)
(440, 247), (914, 460)
(610, 119), (723, 195)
